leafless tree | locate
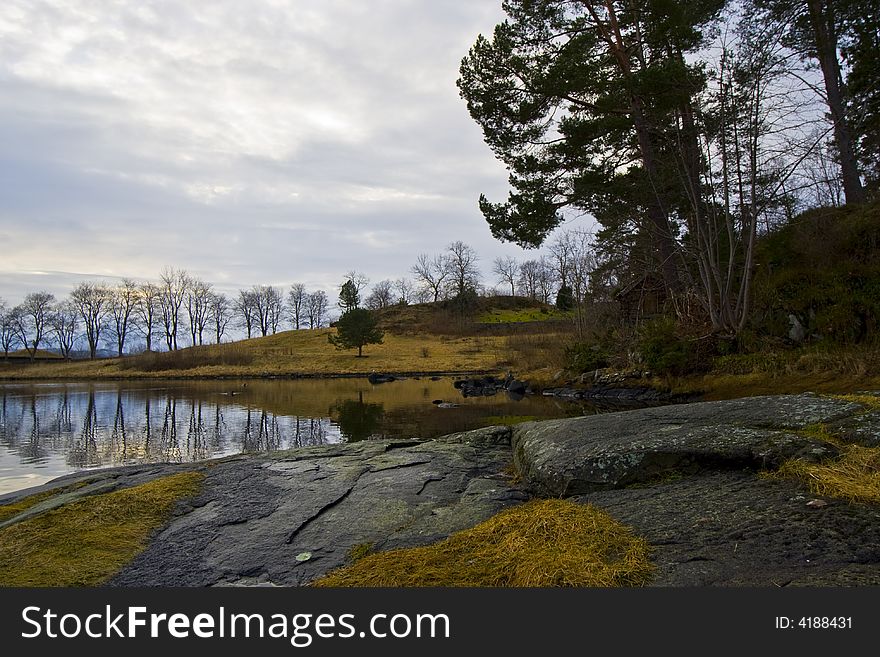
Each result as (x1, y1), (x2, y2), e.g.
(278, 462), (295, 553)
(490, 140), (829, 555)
(306, 291), (328, 329)
(536, 257), (556, 303)
(288, 283), (307, 329)
(394, 278), (414, 305)
(250, 285), (283, 336)
(208, 292), (231, 344)
(266, 286), (284, 334)
(344, 270), (370, 298)
(1, 300), (21, 359)
(135, 282), (160, 352)
(411, 253), (451, 303)
(492, 256), (519, 296)
(548, 233), (574, 289)
(186, 278), (213, 346)
(159, 267), (189, 350)
(366, 279), (394, 310)
(12, 292), (55, 360)
(518, 260), (540, 300)
(71, 282), (110, 359)
(235, 289), (257, 339)
(51, 300), (79, 360)
(563, 230), (596, 336)
(109, 278), (139, 356)
(445, 241), (481, 297)
(678, 16), (820, 334)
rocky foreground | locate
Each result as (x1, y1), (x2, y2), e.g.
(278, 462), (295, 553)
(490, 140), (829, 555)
(3, 393), (879, 586)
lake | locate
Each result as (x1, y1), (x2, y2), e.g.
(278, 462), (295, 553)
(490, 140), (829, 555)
(0, 377), (598, 495)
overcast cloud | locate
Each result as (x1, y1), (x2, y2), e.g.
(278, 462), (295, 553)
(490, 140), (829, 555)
(0, 0), (580, 305)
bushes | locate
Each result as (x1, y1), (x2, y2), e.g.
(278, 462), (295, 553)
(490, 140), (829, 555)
(751, 201), (880, 345)
(636, 317), (712, 376)
(565, 342), (610, 373)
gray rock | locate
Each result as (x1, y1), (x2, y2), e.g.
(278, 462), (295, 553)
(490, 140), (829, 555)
(577, 471), (880, 586)
(788, 314), (807, 343)
(108, 436), (523, 587)
(512, 394), (856, 496)
(827, 409), (880, 447)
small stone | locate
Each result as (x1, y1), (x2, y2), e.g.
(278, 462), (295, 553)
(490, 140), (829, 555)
(295, 552), (312, 561)
(806, 499), (828, 508)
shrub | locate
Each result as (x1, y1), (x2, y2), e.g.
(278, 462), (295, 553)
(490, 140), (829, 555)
(565, 342), (610, 373)
(636, 317), (708, 375)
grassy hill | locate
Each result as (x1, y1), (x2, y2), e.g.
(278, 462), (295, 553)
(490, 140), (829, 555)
(0, 296), (575, 380)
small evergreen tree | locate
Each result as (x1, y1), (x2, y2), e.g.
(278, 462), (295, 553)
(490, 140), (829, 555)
(556, 284), (575, 311)
(338, 279), (360, 312)
(328, 308), (384, 357)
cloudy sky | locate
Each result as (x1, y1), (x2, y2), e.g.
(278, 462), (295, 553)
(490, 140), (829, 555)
(0, 0), (575, 306)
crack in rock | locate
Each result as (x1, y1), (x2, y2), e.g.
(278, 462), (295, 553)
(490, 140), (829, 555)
(284, 475), (365, 546)
(369, 459), (432, 473)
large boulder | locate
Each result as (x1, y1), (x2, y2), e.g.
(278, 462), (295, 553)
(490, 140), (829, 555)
(512, 394), (859, 496)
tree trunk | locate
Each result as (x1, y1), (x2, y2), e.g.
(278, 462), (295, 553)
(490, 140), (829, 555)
(631, 102), (683, 295)
(806, 0), (865, 204)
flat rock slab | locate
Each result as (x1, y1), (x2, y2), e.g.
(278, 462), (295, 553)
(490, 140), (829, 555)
(513, 393), (859, 496)
(108, 428), (524, 586)
(578, 471), (880, 586)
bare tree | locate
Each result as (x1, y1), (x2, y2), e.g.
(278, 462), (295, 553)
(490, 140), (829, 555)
(0, 300), (21, 359)
(71, 282), (110, 359)
(563, 230), (596, 336)
(266, 286), (284, 334)
(288, 283), (307, 329)
(51, 300), (79, 360)
(518, 260), (540, 300)
(306, 291), (328, 329)
(411, 253), (451, 303)
(109, 278), (139, 356)
(394, 278), (414, 305)
(492, 256), (519, 296)
(250, 285), (283, 336)
(135, 282), (160, 352)
(536, 257), (556, 303)
(445, 241), (481, 298)
(208, 292), (231, 344)
(186, 278), (213, 346)
(365, 280), (394, 310)
(159, 267), (189, 350)
(344, 270), (370, 298)
(235, 289), (257, 339)
(13, 292), (55, 360)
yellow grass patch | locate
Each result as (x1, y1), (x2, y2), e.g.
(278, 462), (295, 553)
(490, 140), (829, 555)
(0, 490), (59, 524)
(311, 499), (653, 587)
(774, 445), (880, 505)
(0, 472), (203, 586)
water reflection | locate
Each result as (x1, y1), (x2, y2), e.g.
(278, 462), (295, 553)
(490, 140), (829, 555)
(0, 379), (592, 494)
(0, 386), (337, 487)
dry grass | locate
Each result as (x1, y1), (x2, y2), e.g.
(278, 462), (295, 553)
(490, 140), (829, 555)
(0, 328), (509, 379)
(505, 332), (572, 379)
(311, 499), (654, 587)
(774, 446), (880, 505)
(0, 472), (203, 586)
(0, 489), (59, 524)
(830, 393), (880, 410)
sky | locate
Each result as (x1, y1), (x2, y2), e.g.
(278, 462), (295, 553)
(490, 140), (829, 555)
(0, 0), (577, 306)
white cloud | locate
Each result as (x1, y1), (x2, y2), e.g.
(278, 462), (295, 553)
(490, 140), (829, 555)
(0, 0), (566, 306)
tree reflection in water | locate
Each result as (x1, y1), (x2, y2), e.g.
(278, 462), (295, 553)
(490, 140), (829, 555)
(0, 385), (339, 474)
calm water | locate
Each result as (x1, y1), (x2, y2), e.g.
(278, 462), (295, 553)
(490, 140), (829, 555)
(0, 378), (595, 494)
